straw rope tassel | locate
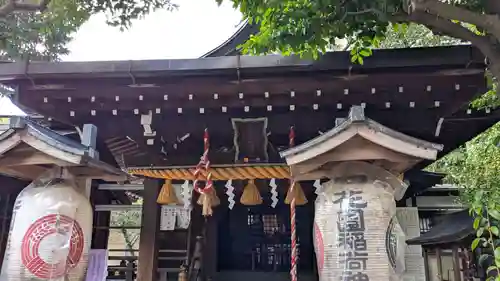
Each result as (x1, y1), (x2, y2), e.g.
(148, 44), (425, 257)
(240, 179), (263, 205)
(289, 127), (298, 281)
(193, 129), (216, 216)
(178, 265), (187, 281)
(285, 181), (308, 205)
(157, 179), (180, 205)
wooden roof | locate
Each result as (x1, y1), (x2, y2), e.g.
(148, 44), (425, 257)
(1, 45), (483, 80)
(0, 118), (127, 180)
(406, 210), (473, 246)
(200, 22), (258, 57)
(280, 105), (443, 177)
(0, 45), (496, 168)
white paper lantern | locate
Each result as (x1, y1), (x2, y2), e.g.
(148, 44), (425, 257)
(0, 180), (93, 281)
(313, 163), (406, 281)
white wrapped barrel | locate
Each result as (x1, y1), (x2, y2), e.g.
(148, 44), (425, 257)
(313, 163), (406, 281)
(1, 180), (93, 281)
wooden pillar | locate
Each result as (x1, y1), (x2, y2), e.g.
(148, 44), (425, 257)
(138, 178), (161, 281)
(90, 188), (111, 249)
(436, 248), (444, 281)
(204, 215), (218, 281)
(452, 246), (462, 281)
(423, 248), (430, 281)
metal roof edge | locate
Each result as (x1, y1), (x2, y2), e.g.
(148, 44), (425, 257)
(0, 45), (484, 81)
(201, 22), (258, 58)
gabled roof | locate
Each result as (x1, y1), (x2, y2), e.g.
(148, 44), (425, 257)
(201, 22), (258, 57)
(0, 118), (127, 181)
(406, 210), (473, 245)
(280, 105), (443, 178)
(401, 170), (446, 199)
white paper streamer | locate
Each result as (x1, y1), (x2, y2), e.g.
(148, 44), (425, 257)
(270, 178), (278, 208)
(160, 205), (191, 231)
(181, 180), (192, 209)
(314, 179), (322, 195)
(225, 179), (235, 209)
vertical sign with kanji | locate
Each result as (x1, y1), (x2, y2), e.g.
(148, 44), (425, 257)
(333, 190), (369, 281)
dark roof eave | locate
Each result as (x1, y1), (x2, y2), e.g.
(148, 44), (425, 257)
(406, 210), (474, 246)
(0, 45), (484, 82)
(201, 22), (259, 58)
(4, 118), (127, 179)
(401, 170), (446, 199)
(406, 230), (473, 246)
(280, 105), (443, 160)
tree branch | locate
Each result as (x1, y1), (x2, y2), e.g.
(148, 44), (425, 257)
(0, 0), (51, 17)
(410, 0), (500, 41)
(408, 11), (500, 80)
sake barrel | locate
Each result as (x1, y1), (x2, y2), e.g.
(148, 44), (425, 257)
(313, 163), (406, 281)
(1, 180), (93, 281)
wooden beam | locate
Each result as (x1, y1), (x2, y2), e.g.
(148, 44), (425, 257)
(33, 87), (458, 113)
(0, 132), (22, 155)
(66, 166), (125, 181)
(0, 150), (73, 167)
(0, 165), (48, 180)
(42, 109), (443, 142)
(137, 178), (161, 281)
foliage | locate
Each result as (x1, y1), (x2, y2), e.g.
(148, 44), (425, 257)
(471, 71), (500, 109)
(0, 0), (176, 61)
(365, 18), (500, 276)
(79, 0), (176, 28)
(427, 107), (500, 277)
(223, 0), (500, 82)
(0, 0), (88, 61)
(379, 23), (462, 49)
(471, 190), (500, 281)
(428, 123), (500, 203)
(110, 199), (142, 256)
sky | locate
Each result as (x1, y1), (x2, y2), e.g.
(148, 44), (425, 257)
(0, 0), (243, 115)
(63, 0), (243, 61)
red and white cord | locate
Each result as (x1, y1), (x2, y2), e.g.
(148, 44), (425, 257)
(193, 129), (213, 194)
(289, 126), (298, 281)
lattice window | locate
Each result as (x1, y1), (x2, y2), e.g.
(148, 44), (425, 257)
(262, 214), (279, 235)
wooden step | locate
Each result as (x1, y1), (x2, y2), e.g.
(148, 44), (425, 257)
(157, 268), (181, 272)
(158, 256), (188, 261)
(159, 249), (187, 253)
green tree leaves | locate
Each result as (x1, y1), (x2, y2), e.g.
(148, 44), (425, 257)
(0, 0), (89, 61)
(0, 0), (176, 61)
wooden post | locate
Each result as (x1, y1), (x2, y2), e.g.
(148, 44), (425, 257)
(436, 248), (444, 281)
(77, 123), (99, 198)
(138, 178), (161, 281)
(90, 187), (111, 249)
(423, 248), (430, 281)
(204, 215), (217, 281)
(452, 247), (462, 281)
